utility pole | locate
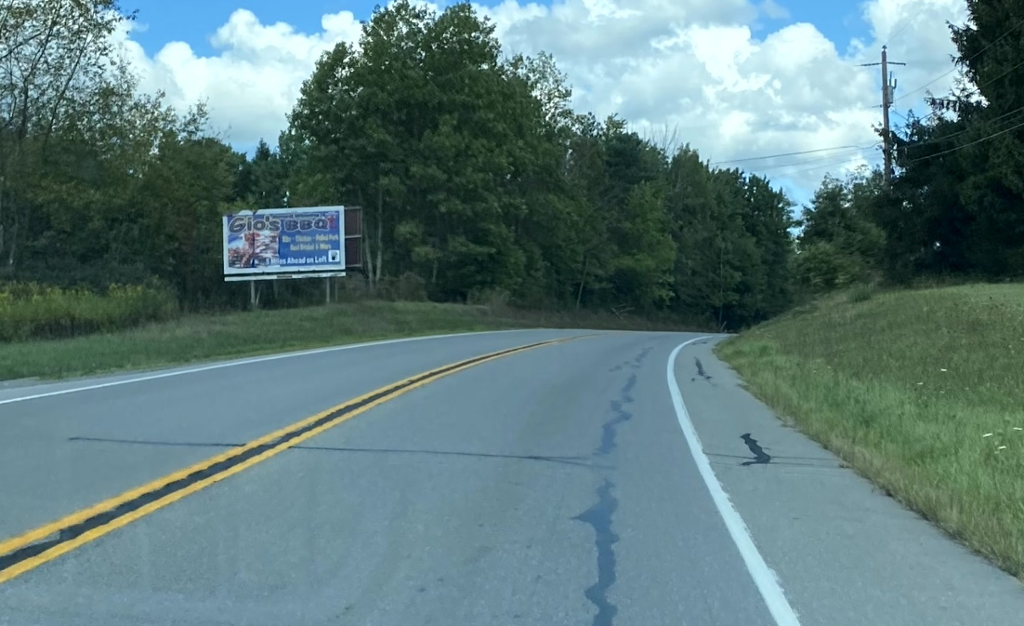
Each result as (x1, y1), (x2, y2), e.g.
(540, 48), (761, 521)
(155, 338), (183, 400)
(861, 46), (905, 183)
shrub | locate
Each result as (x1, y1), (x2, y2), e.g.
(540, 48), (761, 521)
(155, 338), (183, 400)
(796, 242), (865, 292)
(380, 272), (428, 302)
(846, 283), (877, 303)
(0, 282), (179, 342)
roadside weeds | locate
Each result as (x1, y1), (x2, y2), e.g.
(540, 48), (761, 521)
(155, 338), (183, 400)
(716, 284), (1024, 582)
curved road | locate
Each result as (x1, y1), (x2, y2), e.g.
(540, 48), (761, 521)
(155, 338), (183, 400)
(0, 330), (1022, 625)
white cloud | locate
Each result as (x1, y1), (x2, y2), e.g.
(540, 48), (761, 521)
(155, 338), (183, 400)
(759, 0), (790, 21)
(115, 9), (362, 145)
(113, 0), (970, 198)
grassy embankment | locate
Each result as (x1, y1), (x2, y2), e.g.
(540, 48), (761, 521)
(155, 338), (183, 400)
(717, 283), (1024, 580)
(0, 282), (700, 381)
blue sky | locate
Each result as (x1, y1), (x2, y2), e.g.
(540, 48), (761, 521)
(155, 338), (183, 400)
(125, 1), (379, 56)
(117, 0), (963, 205)
(123, 0), (875, 58)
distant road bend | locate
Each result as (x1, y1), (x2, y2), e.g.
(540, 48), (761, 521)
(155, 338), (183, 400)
(1, 330), (1022, 626)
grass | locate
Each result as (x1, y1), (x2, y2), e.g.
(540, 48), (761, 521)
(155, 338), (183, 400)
(0, 282), (177, 341)
(716, 283), (1024, 580)
(0, 299), (702, 381)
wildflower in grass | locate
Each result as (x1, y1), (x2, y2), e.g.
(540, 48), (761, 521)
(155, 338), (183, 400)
(983, 433), (994, 437)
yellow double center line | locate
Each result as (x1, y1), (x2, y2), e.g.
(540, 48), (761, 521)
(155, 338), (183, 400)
(0, 336), (579, 585)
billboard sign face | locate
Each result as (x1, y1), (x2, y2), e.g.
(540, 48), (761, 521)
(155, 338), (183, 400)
(222, 207), (345, 277)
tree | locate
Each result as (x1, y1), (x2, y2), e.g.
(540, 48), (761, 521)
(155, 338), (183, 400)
(881, 0), (1024, 280)
(0, 0), (134, 270)
(237, 139), (287, 210)
(287, 0), (579, 301)
(0, 0), (801, 327)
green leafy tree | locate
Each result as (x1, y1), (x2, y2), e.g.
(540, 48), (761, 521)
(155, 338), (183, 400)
(884, 0), (1024, 279)
(0, 0), (135, 270)
(0, 0), (802, 327)
(798, 170), (885, 289)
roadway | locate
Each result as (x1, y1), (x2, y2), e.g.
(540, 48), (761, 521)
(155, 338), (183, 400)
(0, 329), (1022, 625)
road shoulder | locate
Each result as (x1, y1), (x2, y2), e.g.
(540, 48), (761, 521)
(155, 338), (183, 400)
(0, 329), (542, 405)
(675, 338), (1024, 626)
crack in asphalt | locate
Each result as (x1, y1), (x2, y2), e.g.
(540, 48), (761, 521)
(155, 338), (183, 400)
(574, 479), (620, 626)
(577, 347), (652, 625)
(594, 374), (636, 457)
(607, 346), (652, 372)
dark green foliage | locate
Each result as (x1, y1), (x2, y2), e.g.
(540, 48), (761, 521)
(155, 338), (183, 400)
(881, 0), (1024, 281)
(1, 0), (798, 336)
(797, 0), (1024, 288)
(797, 171), (885, 291)
(275, 1), (797, 328)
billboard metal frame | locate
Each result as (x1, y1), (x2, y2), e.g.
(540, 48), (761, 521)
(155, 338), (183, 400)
(222, 206), (346, 279)
(224, 271), (349, 282)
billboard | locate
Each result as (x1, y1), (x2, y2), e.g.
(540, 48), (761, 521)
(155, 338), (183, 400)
(222, 207), (345, 278)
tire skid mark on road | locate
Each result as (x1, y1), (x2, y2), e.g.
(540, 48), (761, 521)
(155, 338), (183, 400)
(693, 357), (714, 385)
(740, 434), (772, 467)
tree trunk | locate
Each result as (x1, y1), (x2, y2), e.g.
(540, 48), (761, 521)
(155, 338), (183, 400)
(576, 253), (589, 310)
(373, 184), (384, 286)
(363, 231), (375, 292)
(0, 175), (5, 262)
(7, 218), (18, 267)
(375, 213), (383, 284)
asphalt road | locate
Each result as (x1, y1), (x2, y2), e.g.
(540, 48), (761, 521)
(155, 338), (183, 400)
(1, 329), (1023, 626)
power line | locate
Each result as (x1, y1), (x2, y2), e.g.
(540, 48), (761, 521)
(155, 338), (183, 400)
(881, 5), (929, 48)
(896, 103), (1024, 147)
(970, 57), (1024, 94)
(722, 110), (1022, 180)
(708, 148), (881, 183)
(752, 147), (880, 172)
(893, 16), (1024, 105)
(890, 60), (1024, 144)
(907, 118), (1024, 162)
(892, 69), (953, 105)
(783, 156), (882, 179)
(709, 144), (877, 165)
(740, 152), (883, 182)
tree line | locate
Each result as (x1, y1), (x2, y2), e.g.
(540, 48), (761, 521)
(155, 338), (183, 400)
(6, 0), (1013, 335)
(0, 0), (797, 330)
(798, 0), (1024, 288)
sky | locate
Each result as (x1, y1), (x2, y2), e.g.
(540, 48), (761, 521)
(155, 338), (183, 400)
(113, 0), (971, 205)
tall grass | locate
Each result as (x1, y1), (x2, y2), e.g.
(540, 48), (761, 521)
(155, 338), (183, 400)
(0, 282), (178, 342)
(717, 283), (1024, 580)
(0, 298), (706, 380)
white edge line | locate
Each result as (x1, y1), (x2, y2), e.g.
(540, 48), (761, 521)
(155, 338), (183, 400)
(0, 329), (547, 407)
(667, 337), (803, 626)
